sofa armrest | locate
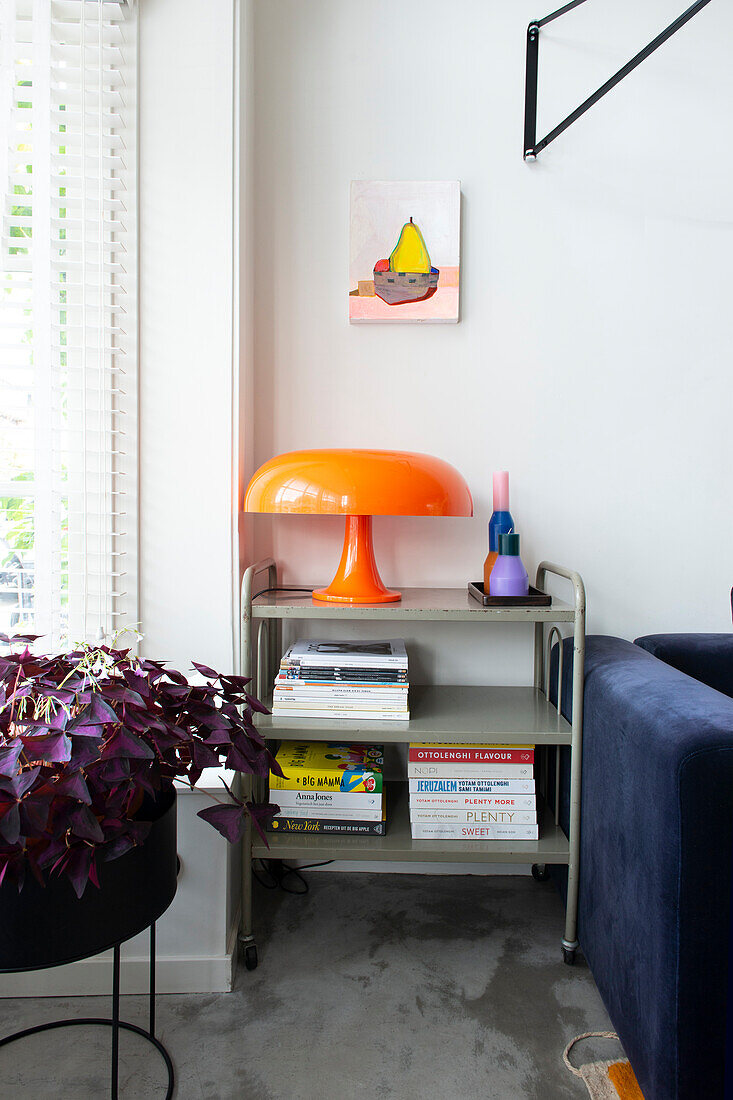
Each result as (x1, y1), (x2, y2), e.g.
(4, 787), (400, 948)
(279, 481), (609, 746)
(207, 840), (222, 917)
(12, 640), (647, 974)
(634, 633), (733, 700)
(552, 635), (733, 1100)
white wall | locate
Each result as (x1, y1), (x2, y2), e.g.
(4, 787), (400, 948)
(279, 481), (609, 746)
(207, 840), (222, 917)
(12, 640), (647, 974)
(251, 0), (733, 647)
(133, 0), (246, 990)
(139, 0), (238, 673)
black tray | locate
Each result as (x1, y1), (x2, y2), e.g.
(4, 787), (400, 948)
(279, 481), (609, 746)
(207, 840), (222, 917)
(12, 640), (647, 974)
(468, 581), (552, 607)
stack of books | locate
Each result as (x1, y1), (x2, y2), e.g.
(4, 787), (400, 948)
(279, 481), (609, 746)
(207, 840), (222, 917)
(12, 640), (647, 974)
(271, 639), (409, 721)
(407, 743), (537, 840)
(268, 740), (386, 835)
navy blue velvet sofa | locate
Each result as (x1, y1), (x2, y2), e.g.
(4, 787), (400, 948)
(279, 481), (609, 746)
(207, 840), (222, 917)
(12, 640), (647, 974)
(554, 633), (733, 1100)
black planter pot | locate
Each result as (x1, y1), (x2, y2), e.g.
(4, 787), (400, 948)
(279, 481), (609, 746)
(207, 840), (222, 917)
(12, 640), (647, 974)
(0, 785), (177, 973)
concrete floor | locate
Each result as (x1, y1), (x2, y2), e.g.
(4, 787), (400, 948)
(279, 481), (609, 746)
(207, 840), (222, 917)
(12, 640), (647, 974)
(0, 872), (614, 1099)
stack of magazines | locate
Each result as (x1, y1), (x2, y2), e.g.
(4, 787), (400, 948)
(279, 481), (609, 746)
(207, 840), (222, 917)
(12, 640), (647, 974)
(271, 639), (409, 721)
(268, 741), (386, 835)
(407, 743), (537, 840)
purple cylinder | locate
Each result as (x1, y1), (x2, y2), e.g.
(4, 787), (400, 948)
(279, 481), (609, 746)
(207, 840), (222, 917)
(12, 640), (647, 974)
(489, 533), (529, 597)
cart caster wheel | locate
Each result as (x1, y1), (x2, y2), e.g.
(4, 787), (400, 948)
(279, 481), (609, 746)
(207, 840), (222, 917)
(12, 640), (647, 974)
(563, 946), (576, 966)
(531, 863), (550, 882)
(244, 944), (258, 971)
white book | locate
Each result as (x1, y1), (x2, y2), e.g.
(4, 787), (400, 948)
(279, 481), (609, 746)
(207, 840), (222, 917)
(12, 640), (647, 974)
(409, 809), (537, 824)
(409, 794), (536, 810)
(410, 823), (539, 840)
(407, 762), (533, 779)
(409, 778), (536, 794)
(272, 699), (408, 712)
(282, 639), (408, 668)
(272, 707), (410, 721)
(274, 790), (382, 811)
(272, 805), (383, 821)
(273, 684), (408, 700)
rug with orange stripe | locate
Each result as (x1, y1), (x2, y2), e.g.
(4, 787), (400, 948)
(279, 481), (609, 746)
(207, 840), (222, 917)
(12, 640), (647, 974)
(564, 1032), (645, 1099)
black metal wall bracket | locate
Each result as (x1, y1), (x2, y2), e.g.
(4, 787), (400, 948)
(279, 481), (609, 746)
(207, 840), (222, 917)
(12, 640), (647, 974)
(523, 0), (714, 160)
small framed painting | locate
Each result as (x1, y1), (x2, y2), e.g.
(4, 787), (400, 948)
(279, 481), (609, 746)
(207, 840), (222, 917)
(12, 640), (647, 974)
(349, 180), (460, 324)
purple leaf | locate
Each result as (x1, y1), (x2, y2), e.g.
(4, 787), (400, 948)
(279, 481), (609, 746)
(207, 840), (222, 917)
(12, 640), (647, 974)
(102, 834), (136, 862)
(161, 684), (190, 700)
(69, 736), (103, 770)
(69, 804), (105, 843)
(39, 687), (76, 705)
(123, 669), (151, 697)
(53, 771), (92, 804)
(20, 731), (72, 764)
(93, 757), (131, 783)
(226, 739), (258, 774)
(246, 801), (279, 846)
(0, 802), (21, 845)
(0, 766), (40, 799)
(104, 729), (154, 760)
(219, 674), (252, 690)
(0, 741), (23, 776)
(246, 695), (270, 715)
(203, 727), (233, 747)
(19, 792), (51, 835)
(192, 740), (220, 771)
(164, 669), (189, 687)
(98, 685), (145, 706)
(86, 695), (120, 725)
(218, 775), (242, 805)
(62, 846), (95, 898)
(196, 802), (248, 843)
(67, 722), (108, 738)
(191, 661), (219, 679)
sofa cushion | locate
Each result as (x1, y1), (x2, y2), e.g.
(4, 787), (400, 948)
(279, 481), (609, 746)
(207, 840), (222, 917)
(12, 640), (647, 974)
(634, 633), (733, 699)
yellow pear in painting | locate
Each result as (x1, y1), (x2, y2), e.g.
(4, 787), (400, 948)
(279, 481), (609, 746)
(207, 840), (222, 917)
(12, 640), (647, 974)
(373, 216), (438, 306)
(389, 218), (431, 274)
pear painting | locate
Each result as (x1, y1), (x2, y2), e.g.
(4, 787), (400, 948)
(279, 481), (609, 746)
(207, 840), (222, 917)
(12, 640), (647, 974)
(350, 181), (460, 323)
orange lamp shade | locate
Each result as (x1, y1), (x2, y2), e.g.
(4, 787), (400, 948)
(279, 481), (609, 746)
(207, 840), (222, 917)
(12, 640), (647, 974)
(244, 449), (473, 604)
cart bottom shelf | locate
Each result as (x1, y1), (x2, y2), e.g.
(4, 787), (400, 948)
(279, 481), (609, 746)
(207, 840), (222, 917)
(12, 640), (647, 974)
(253, 784), (569, 865)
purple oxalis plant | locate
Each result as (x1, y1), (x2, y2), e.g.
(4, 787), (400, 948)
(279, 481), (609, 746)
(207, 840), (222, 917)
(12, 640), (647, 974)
(0, 634), (282, 897)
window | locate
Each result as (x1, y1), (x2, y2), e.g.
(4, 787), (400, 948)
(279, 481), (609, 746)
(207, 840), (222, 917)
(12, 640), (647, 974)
(1, 0), (137, 647)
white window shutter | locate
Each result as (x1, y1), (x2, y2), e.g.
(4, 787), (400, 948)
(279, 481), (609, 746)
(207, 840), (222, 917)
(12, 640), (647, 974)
(0, 0), (137, 647)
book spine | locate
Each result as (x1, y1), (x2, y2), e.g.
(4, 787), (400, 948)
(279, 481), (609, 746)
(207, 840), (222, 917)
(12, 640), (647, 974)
(410, 823), (539, 840)
(274, 791), (382, 811)
(408, 778), (536, 794)
(279, 670), (408, 684)
(268, 817), (386, 835)
(408, 794), (536, 810)
(272, 700), (408, 712)
(272, 709), (410, 721)
(281, 658), (408, 672)
(274, 684), (408, 698)
(407, 747), (534, 764)
(272, 805), (383, 821)
(285, 649), (406, 665)
(409, 809), (537, 824)
(269, 771), (384, 793)
(407, 762), (533, 779)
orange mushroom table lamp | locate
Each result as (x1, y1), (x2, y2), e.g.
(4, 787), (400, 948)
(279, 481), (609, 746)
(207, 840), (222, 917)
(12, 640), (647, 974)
(244, 449), (473, 604)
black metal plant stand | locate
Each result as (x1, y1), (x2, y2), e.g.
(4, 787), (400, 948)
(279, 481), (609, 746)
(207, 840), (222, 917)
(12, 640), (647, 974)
(0, 923), (174, 1099)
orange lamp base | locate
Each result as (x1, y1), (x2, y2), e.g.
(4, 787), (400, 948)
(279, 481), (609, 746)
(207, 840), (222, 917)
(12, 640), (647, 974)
(313, 515), (401, 604)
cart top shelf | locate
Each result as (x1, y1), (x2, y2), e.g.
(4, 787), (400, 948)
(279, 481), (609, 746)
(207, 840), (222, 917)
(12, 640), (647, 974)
(248, 587), (577, 623)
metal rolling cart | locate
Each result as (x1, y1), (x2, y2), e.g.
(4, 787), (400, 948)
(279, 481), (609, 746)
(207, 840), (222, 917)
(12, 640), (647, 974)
(239, 559), (585, 971)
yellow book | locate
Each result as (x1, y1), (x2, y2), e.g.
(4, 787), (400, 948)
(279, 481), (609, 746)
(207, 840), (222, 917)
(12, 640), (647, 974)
(269, 741), (384, 793)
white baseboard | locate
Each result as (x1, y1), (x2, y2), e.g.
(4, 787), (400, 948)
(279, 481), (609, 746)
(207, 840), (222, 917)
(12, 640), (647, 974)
(0, 928), (239, 998)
